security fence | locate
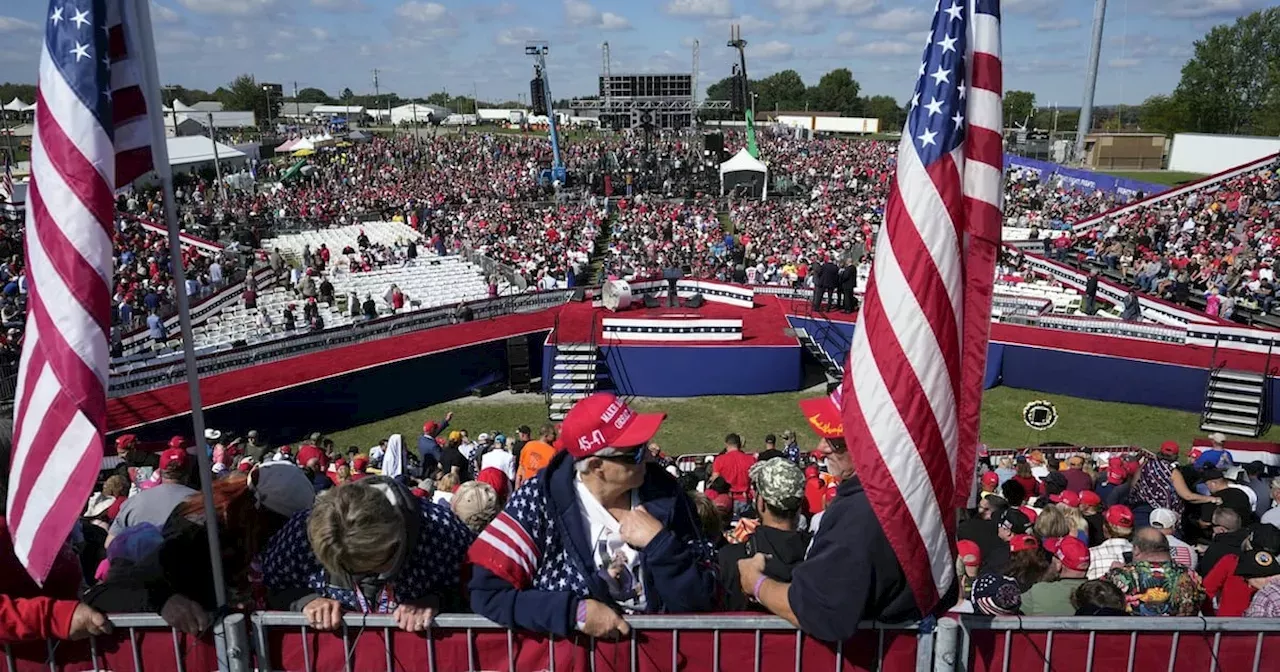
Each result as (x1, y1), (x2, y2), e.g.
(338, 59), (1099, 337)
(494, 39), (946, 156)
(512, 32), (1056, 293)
(7, 612), (1280, 672)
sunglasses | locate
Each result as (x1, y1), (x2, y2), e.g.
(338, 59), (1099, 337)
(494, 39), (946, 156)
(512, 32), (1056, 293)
(597, 447), (645, 464)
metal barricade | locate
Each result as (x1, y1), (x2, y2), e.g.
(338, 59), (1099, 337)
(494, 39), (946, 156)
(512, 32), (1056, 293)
(249, 612), (924, 672)
(933, 615), (1280, 672)
(1, 613), (250, 672)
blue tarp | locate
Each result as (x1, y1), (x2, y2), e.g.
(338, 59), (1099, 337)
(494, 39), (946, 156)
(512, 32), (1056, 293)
(1004, 154), (1166, 201)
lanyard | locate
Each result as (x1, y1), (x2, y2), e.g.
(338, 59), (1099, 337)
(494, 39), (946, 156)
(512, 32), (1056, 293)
(349, 579), (396, 614)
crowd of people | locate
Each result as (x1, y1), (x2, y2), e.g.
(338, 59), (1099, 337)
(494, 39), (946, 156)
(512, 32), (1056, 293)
(1070, 160), (1280, 318)
(960, 436), (1280, 618)
(6, 384), (1280, 649)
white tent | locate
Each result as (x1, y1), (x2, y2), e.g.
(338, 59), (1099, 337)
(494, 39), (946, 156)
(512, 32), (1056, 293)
(3, 98), (28, 112)
(167, 136), (247, 167)
(390, 103), (438, 125)
(719, 148), (768, 199)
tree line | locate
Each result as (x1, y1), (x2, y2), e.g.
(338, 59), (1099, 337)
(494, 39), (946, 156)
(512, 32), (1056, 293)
(703, 68), (904, 128)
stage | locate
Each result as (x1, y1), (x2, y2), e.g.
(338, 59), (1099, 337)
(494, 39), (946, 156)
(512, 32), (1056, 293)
(545, 290), (805, 397)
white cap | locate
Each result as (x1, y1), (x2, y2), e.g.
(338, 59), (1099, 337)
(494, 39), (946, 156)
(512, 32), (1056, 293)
(1209, 432), (1227, 444)
(1150, 508), (1178, 530)
(205, 428), (222, 441)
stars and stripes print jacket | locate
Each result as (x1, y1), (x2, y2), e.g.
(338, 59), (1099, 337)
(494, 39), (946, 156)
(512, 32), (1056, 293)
(261, 477), (476, 613)
(467, 450), (719, 636)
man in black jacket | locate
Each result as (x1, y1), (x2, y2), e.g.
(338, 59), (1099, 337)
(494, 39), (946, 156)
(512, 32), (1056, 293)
(737, 395), (935, 642)
(838, 259), (858, 313)
(1085, 270), (1099, 314)
(718, 458), (810, 611)
(812, 257), (840, 311)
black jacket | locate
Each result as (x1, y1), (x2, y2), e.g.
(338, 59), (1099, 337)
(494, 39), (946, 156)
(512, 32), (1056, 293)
(788, 477), (927, 642)
(718, 525), (811, 611)
(838, 266), (857, 290)
(1200, 528), (1250, 578)
(817, 262), (839, 288)
(958, 517), (1008, 577)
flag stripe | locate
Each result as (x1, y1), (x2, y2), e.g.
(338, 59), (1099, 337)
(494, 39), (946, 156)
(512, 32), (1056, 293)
(840, 0), (1000, 613)
(33, 94), (114, 235)
(10, 0), (155, 584)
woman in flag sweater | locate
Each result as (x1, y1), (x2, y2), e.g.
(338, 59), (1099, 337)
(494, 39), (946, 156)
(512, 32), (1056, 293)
(467, 393), (719, 638)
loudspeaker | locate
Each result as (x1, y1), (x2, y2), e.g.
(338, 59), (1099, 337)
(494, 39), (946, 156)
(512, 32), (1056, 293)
(704, 132), (724, 158)
(570, 288), (587, 302)
(685, 294), (705, 309)
(643, 294), (661, 309)
(530, 78), (547, 116)
(507, 336), (531, 392)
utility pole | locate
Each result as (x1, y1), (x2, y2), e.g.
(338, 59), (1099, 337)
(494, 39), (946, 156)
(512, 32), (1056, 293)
(373, 69), (380, 127)
(293, 81), (300, 119)
(1075, 0), (1107, 165)
(207, 112), (225, 200)
(691, 39), (700, 129)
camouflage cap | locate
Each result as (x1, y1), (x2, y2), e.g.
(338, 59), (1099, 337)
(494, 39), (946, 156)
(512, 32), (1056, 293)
(749, 457), (805, 510)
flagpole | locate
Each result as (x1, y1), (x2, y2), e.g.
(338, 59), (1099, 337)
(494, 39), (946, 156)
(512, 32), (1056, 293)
(130, 0), (229, 611)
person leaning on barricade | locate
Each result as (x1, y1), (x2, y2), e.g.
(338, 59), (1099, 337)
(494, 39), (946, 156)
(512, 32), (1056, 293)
(467, 393), (718, 638)
(260, 475), (476, 632)
(735, 389), (933, 643)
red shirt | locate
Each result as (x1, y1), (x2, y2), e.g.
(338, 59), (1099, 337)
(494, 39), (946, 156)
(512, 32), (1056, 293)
(1202, 554), (1254, 617)
(712, 450), (757, 501)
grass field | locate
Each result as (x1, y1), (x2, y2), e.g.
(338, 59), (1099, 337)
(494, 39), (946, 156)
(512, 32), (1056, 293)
(1101, 170), (1206, 187)
(324, 386), (1280, 458)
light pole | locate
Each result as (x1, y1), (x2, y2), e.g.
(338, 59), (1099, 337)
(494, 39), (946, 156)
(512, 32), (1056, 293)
(1074, 0), (1107, 165)
(207, 112), (225, 200)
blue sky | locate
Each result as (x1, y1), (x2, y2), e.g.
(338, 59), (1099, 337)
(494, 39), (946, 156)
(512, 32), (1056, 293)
(0, 0), (1268, 107)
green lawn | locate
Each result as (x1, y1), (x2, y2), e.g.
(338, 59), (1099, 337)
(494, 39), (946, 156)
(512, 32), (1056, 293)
(1101, 170), (1206, 187)
(323, 386), (1277, 459)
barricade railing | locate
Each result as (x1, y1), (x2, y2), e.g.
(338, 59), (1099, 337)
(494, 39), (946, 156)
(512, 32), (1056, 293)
(1, 613), (250, 672)
(9, 611), (1280, 672)
(249, 612), (925, 672)
(935, 615), (1280, 672)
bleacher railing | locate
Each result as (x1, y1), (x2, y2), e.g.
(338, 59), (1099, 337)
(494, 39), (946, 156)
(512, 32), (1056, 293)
(8, 612), (1280, 672)
(108, 289), (575, 395)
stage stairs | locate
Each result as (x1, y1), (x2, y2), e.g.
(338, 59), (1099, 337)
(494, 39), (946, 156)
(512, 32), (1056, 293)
(547, 343), (613, 421)
(1200, 368), (1267, 437)
(795, 327), (845, 390)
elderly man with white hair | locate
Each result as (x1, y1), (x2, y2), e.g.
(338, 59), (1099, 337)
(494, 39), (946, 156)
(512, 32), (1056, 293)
(467, 393), (718, 638)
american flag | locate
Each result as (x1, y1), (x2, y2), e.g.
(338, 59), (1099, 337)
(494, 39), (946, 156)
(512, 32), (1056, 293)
(7, 0), (155, 583)
(1, 153), (12, 203)
(839, 0), (1002, 614)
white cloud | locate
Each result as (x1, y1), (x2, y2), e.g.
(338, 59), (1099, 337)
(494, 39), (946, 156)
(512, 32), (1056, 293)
(664, 0), (733, 18)
(855, 39), (916, 56)
(778, 14), (824, 35)
(565, 0), (631, 30)
(310, 27), (330, 40)
(475, 2), (518, 21)
(265, 52), (287, 61)
(1002, 0), (1054, 15)
(1156, 0), (1261, 19)
(766, 0), (827, 11)
(149, 2), (182, 24)
(600, 12), (631, 30)
(835, 31), (856, 46)
(863, 7), (928, 32)
(496, 26), (539, 45)
(833, 0), (878, 14)
(1109, 57), (1142, 68)
(1036, 18), (1081, 31)
(707, 14), (774, 33)
(0, 16), (39, 32)
(310, 0), (367, 10)
(176, 0), (278, 16)
(394, 1), (448, 23)
(754, 40), (794, 59)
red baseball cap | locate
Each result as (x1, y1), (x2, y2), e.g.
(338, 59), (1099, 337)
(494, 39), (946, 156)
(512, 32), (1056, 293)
(114, 434), (138, 450)
(557, 393), (665, 458)
(1106, 457), (1126, 484)
(410, 487), (428, 498)
(168, 436), (186, 450)
(352, 456), (369, 471)
(159, 448), (189, 471)
(1050, 490), (1080, 507)
(1044, 536), (1090, 572)
(1159, 441), (1180, 457)
(981, 472), (999, 489)
(297, 445), (326, 469)
(423, 421), (439, 435)
(1018, 506), (1039, 524)
(1105, 504), (1135, 528)
(799, 386), (844, 439)
(1009, 534), (1040, 553)
(1079, 490), (1102, 508)
(956, 540), (982, 568)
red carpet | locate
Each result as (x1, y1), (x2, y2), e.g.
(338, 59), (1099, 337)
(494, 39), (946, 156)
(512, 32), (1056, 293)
(553, 295), (798, 346)
(107, 310), (557, 432)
